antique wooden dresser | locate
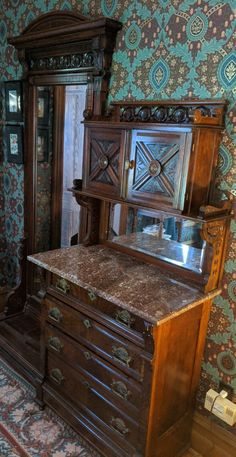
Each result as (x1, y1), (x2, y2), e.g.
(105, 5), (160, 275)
(28, 101), (232, 457)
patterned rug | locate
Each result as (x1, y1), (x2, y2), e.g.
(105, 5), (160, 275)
(0, 358), (100, 456)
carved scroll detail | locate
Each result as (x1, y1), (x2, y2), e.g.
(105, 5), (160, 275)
(1, 238), (27, 318)
(72, 181), (100, 246)
(201, 220), (226, 292)
(111, 102), (225, 126)
(29, 51), (98, 72)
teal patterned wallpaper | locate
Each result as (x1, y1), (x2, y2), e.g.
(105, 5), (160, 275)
(0, 0), (236, 428)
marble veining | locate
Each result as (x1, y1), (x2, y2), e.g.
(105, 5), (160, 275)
(28, 245), (218, 324)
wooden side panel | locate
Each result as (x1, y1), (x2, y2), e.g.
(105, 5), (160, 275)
(146, 300), (212, 457)
(184, 128), (222, 215)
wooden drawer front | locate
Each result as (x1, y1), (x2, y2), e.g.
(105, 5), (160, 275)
(45, 297), (152, 382)
(45, 324), (147, 416)
(49, 273), (153, 352)
(46, 354), (145, 454)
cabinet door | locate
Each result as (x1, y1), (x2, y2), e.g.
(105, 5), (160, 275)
(127, 129), (192, 211)
(83, 127), (127, 198)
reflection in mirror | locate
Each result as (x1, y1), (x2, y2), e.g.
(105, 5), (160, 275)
(35, 85), (87, 253)
(61, 85), (86, 247)
(108, 204), (206, 273)
(35, 86), (53, 253)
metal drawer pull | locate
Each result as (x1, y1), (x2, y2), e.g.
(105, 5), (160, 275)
(111, 380), (131, 400)
(83, 318), (92, 329)
(115, 309), (135, 328)
(124, 159), (135, 171)
(88, 290), (96, 301)
(48, 336), (63, 353)
(83, 380), (90, 389)
(110, 417), (129, 436)
(48, 307), (62, 323)
(112, 346), (132, 368)
(84, 351), (92, 360)
(50, 368), (64, 385)
(55, 278), (70, 294)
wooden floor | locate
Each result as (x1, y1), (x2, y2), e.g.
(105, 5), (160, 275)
(182, 450), (202, 457)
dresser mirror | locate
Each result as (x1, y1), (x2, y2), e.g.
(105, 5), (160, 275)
(35, 84), (86, 253)
(107, 204), (208, 274)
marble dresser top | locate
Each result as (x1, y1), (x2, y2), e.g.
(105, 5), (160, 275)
(28, 244), (218, 325)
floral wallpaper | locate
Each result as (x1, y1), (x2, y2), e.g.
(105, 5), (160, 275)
(0, 0), (235, 431)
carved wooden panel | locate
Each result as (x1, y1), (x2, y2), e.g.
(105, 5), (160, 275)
(127, 129), (192, 210)
(83, 127), (127, 197)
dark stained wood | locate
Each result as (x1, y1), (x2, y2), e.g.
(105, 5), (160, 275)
(51, 86), (65, 250)
(44, 295), (152, 382)
(0, 10), (122, 404)
(83, 126), (128, 198)
(45, 324), (144, 414)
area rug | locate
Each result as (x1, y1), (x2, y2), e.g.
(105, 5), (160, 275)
(0, 358), (100, 456)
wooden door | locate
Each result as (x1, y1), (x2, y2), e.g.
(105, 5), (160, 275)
(83, 126), (128, 198)
(127, 129), (192, 211)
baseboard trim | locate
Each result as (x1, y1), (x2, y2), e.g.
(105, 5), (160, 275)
(192, 411), (236, 457)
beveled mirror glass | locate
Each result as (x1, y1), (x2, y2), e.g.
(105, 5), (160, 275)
(108, 204), (207, 273)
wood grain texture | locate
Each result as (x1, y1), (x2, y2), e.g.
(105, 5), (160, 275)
(182, 450), (202, 457)
(192, 412), (236, 457)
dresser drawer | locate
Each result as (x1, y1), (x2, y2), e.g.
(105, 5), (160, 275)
(49, 273), (153, 352)
(46, 354), (145, 454)
(44, 296), (152, 382)
(45, 324), (149, 417)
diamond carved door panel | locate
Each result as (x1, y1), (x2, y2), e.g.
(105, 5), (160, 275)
(127, 130), (192, 211)
(83, 127), (127, 197)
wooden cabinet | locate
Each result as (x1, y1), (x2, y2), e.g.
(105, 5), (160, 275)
(26, 99), (231, 457)
(82, 101), (226, 215)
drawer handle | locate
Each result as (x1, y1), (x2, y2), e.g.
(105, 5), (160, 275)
(83, 318), (92, 329)
(83, 380), (90, 389)
(48, 336), (63, 353)
(110, 417), (129, 436)
(124, 159), (135, 171)
(48, 307), (62, 323)
(84, 351), (92, 360)
(88, 290), (96, 301)
(111, 380), (131, 400)
(115, 309), (135, 328)
(50, 368), (64, 385)
(55, 278), (70, 294)
(112, 346), (132, 368)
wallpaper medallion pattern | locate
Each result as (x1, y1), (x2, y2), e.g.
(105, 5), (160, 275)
(0, 0), (235, 431)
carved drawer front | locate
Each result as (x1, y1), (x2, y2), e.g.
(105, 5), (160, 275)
(46, 354), (146, 455)
(45, 296), (152, 382)
(83, 126), (128, 198)
(49, 273), (154, 353)
(127, 129), (192, 211)
(45, 324), (148, 417)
